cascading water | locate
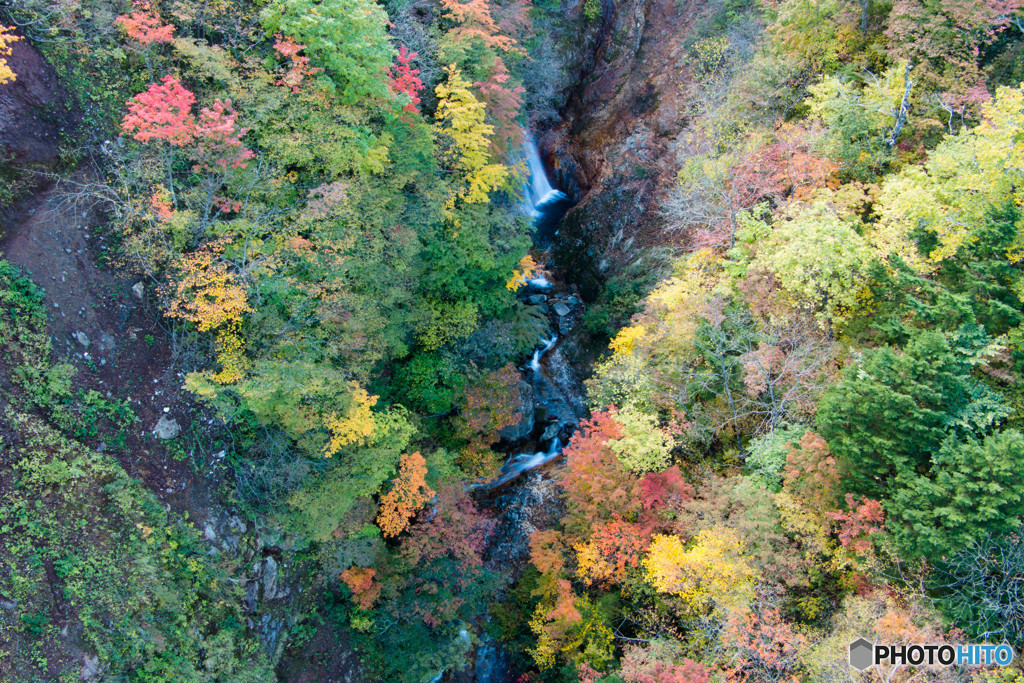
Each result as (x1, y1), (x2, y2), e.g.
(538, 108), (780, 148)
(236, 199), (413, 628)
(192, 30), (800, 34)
(474, 136), (580, 491)
(523, 137), (567, 216)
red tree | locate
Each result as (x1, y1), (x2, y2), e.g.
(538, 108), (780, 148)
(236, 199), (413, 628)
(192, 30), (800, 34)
(121, 75), (196, 146)
(827, 494), (885, 554)
(192, 98), (254, 171)
(558, 408), (641, 542)
(389, 45), (424, 114)
(115, 0), (175, 45)
(391, 483), (496, 626)
(723, 607), (806, 682)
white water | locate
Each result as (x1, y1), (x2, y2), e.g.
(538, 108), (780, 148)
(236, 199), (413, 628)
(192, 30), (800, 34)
(480, 437), (563, 490)
(529, 335), (558, 375)
(524, 137), (567, 216)
(526, 275), (553, 291)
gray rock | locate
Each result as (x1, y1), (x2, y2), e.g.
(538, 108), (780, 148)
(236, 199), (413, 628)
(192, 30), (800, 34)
(540, 422), (561, 442)
(567, 295), (580, 306)
(262, 556), (279, 601)
(132, 282), (145, 300)
(552, 302), (571, 317)
(527, 294), (547, 305)
(81, 655), (103, 681)
(203, 523), (217, 542)
(498, 380), (535, 442)
(72, 330), (90, 348)
(98, 333), (116, 352)
(228, 515), (247, 534)
(152, 416), (180, 440)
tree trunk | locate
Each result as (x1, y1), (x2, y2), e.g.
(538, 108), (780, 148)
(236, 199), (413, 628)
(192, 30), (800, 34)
(886, 63), (913, 148)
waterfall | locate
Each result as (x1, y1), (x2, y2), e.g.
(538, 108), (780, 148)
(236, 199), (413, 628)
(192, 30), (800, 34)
(523, 137), (567, 216)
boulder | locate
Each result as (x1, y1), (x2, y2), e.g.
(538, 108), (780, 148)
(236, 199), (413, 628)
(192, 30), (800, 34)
(153, 416), (180, 440)
(499, 380), (535, 442)
(527, 294), (547, 305)
(552, 301), (571, 317)
(72, 330), (90, 348)
(262, 556), (279, 601)
(132, 282), (145, 300)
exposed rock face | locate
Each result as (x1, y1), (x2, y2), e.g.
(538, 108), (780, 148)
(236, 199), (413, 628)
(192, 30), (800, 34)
(542, 0), (708, 297)
(499, 379), (535, 443)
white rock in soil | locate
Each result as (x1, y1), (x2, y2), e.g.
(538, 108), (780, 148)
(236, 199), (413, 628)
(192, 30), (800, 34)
(153, 416), (180, 439)
(72, 330), (90, 347)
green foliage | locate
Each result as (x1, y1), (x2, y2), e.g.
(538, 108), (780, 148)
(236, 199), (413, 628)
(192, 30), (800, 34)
(609, 405), (675, 473)
(746, 423), (808, 491)
(889, 430), (1024, 558)
(0, 413), (272, 681)
(261, 0), (394, 104)
(819, 330), (1008, 501)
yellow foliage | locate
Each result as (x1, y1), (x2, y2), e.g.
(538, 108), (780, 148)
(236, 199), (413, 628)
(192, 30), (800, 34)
(166, 247), (251, 385)
(506, 254), (538, 291)
(210, 320), (247, 384)
(0, 26), (20, 86)
(435, 64), (510, 205)
(609, 324), (646, 356)
(644, 528), (759, 616)
(166, 249), (250, 332)
(323, 382), (379, 456)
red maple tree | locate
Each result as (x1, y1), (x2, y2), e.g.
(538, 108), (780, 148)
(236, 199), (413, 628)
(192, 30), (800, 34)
(192, 98), (254, 171)
(115, 0), (175, 45)
(121, 75), (196, 146)
(389, 45), (424, 114)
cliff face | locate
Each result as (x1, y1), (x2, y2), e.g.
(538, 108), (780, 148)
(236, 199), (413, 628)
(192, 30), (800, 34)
(541, 0), (710, 298)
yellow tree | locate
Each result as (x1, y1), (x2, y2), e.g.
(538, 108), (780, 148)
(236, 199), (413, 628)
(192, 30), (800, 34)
(878, 84), (1024, 263)
(0, 26), (21, 85)
(644, 527), (759, 616)
(434, 64), (509, 205)
(323, 381), (378, 456)
(165, 246), (250, 384)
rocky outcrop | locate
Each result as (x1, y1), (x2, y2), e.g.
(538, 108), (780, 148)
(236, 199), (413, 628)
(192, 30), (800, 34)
(499, 379), (535, 443)
(541, 0), (711, 297)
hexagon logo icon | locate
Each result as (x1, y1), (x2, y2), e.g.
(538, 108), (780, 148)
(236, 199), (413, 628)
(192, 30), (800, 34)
(849, 638), (874, 671)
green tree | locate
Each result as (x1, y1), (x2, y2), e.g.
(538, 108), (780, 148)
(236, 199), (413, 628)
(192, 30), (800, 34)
(889, 430), (1024, 558)
(261, 0), (394, 104)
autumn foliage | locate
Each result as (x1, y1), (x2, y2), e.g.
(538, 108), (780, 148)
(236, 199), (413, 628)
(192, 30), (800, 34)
(115, 1), (175, 45)
(121, 75), (196, 146)
(389, 45), (424, 113)
(340, 566), (381, 610)
(0, 25), (21, 85)
(377, 452), (434, 537)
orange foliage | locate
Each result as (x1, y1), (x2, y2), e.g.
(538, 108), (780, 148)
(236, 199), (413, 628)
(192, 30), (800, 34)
(115, 1), (175, 45)
(558, 409), (641, 541)
(273, 34), (322, 92)
(340, 566), (381, 610)
(827, 494), (885, 554)
(0, 25), (21, 85)
(440, 0), (522, 53)
(574, 519), (652, 587)
(377, 452), (434, 537)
